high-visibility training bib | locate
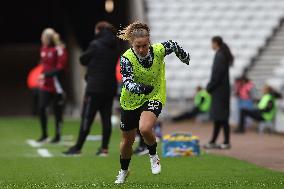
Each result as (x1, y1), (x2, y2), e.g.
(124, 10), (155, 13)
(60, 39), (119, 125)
(194, 90), (211, 112)
(258, 94), (276, 121)
(120, 43), (166, 110)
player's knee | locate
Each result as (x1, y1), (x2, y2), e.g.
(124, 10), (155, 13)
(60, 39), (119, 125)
(139, 125), (152, 136)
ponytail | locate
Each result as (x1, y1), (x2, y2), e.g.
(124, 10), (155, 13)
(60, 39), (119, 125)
(212, 36), (234, 66)
(117, 21), (150, 42)
(221, 43), (234, 66)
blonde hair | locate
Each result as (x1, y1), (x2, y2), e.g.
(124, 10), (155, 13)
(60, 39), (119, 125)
(42, 28), (55, 38)
(41, 28), (56, 46)
(52, 32), (61, 46)
(117, 21), (150, 42)
(52, 32), (66, 47)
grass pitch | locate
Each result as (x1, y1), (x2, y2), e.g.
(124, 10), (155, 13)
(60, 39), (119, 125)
(0, 117), (283, 188)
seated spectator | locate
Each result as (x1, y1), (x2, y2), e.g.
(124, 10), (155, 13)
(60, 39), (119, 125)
(172, 86), (211, 122)
(235, 85), (281, 133)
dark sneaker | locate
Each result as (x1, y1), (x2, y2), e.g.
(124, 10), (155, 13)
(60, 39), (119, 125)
(218, 143), (231, 150)
(63, 146), (81, 156)
(50, 136), (61, 144)
(134, 146), (149, 156)
(96, 148), (108, 157)
(203, 143), (218, 149)
(37, 136), (48, 143)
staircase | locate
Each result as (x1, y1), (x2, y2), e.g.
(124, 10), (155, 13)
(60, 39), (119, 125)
(248, 19), (284, 89)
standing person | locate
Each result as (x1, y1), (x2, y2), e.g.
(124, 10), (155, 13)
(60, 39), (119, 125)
(64, 21), (119, 156)
(51, 32), (68, 142)
(204, 36), (233, 150)
(171, 86), (211, 122)
(37, 28), (65, 143)
(114, 21), (190, 184)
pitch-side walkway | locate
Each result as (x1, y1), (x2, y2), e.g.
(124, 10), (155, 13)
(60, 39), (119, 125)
(163, 121), (284, 172)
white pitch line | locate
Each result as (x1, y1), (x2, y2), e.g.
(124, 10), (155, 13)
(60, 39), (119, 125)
(37, 148), (53, 158)
(86, 135), (102, 141)
(26, 139), (42, 148)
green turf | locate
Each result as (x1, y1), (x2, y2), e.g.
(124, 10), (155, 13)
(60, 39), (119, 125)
(0, 117), (283, 189)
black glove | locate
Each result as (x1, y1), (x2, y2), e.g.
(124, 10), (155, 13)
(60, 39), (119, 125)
(141, 84), (154, 95)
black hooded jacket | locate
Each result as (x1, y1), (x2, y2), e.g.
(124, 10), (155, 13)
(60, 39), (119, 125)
(207, 49), (231, 121)
(80, 29), (119, 95)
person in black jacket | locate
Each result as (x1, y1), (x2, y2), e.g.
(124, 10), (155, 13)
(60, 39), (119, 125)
(64, 21), (119, 156)
(204, 36), (233, 150)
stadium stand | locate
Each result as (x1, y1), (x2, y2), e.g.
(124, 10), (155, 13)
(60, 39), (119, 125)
(250, 24), (284, 91)
(145, 0), (284, 99)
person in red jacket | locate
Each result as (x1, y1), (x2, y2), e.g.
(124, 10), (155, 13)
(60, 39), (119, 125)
(52, 32), (68, 141)
(53, 32), (68, 81)
(37, 28), (67, 143)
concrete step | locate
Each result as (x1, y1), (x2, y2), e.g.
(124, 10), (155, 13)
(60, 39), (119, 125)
(268, 42), (284, 47)
(277, 30), (284, 35)
(249, 75), (268, 79)
(249, 78), (274, 83)
(259, 51), (284, 60)
(269, 40), (284, 46)
(254, 60), (280, 67)
(262, 47), (282, 52)
(264, 44), (284, 49)
(272, 36), (284, 41)
(249, 67), (274, 73)
(263, 46), (284, 54)
(249, 70), (274, 76)
(249, 72), (274, 77)
(252, 64), (280, 69)
(260, 53), (284, 58)
(267, 46), (284, 50)
(247, 21), (284, 85)
(249, 77), (270, 83)
(250, 80), (267, 85)
(257, 54), (281, 59)
(257, 58), (283, 63)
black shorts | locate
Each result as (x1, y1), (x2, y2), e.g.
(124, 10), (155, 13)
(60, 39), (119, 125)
(120, 100), (162, 131)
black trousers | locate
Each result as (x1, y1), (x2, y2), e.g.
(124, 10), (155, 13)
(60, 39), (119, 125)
(39, 90), (64, 138)
(238, 108), (264, 132)
(74, 92), (114, 150)
(210, 120), (230, 144)
(172, 107), (201, 121)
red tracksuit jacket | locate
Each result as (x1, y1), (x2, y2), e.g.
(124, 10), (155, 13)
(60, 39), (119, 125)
(39, 46), (58, 93)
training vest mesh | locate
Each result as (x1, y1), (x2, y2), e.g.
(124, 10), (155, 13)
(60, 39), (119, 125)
(258, 94), (276, 121)
(120, 43), (166, 110)
(194, 90), (211, 112)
